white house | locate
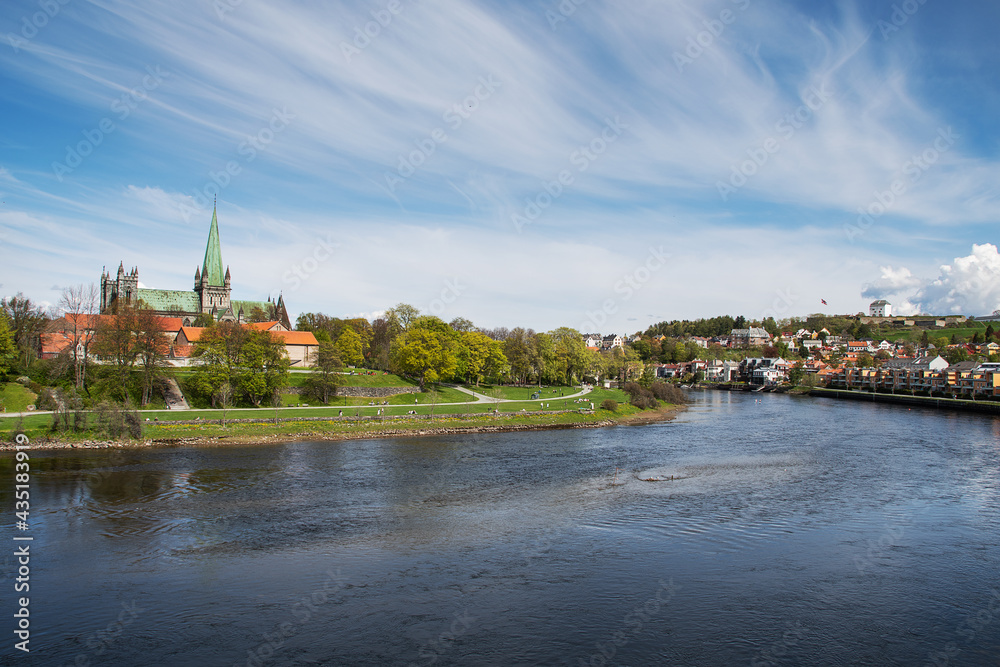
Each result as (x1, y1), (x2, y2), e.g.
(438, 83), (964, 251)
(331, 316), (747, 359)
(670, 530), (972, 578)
(869, 299), (892, 317)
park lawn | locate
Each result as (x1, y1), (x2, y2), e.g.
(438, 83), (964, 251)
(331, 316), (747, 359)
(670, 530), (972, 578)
(875, 322), (988, 343)
(0, 386), (642, 442)
(471, 384), (582, 401)
(1, 383), (38, 413)
(337, 372), (417, 388)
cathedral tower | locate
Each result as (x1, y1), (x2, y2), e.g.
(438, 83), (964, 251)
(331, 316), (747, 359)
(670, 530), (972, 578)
(195, 203), (232, 314)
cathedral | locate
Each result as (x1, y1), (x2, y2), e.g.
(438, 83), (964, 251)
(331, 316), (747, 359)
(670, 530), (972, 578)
(99, 205), (291, 328)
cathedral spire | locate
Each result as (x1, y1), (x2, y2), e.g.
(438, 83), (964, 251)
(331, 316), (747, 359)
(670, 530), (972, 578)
(201, 203), (225, 287)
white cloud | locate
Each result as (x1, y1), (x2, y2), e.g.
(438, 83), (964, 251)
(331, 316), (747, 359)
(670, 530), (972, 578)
(861, 244), (1000, 316)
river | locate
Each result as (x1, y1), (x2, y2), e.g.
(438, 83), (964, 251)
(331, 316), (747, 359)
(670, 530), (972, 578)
(4, 390), (999, 665)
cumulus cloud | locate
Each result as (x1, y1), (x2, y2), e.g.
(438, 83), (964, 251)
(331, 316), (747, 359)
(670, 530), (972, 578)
(861, 266), (922, 299)
(862, 244), (1000, 316)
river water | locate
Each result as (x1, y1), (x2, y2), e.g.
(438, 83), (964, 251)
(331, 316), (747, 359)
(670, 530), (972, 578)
(4, 390), (1000, 666)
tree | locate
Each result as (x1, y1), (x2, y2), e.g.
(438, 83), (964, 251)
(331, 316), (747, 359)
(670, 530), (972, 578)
(503, 328), (534, 385)
(391, 316), (458, 390)
(942, 346), (970, 365)
(58, 283), (99, 390)
(303, 340), (343, 404)
(630, 339), (654, 362)
(369, 317), (395, 371)
(191, 321), (248, 406)
(193, 312), (216, 327)
(532, 332), (555, 386)
(234, 329), (290, 407)
(458, 330), (507, 386)
(335, 327), (364, 367)
(92, 304), (141, 403)
(386, 303), (420, 331)
(135, 310), (170, 406)
(987, 324), (995, 341)
(192, 322), (289, 407)
(449, 317), (476, 333)
(788, 363), (805, 386)
(857, 353), (875, 368)
(1, 293), (47, 369)
(248, 306), (270, 323)
(549, 327), (587, 385)
(0, 316), (16, 378)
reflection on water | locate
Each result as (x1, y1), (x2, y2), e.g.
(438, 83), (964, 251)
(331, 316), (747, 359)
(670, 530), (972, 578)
(4, 390), (1000, 665)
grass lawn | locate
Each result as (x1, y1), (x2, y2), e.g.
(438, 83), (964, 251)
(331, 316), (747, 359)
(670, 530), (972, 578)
(0, 383), (37, 414)
(0, 386), (642, 442)
(470, 384), (581, 401)
(876, 322), (988, 343)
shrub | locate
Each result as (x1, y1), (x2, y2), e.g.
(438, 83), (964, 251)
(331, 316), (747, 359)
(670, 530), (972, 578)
(600, 399), (618, 412)
(631, 393), (658, 409)
(650, 381), (687, 404)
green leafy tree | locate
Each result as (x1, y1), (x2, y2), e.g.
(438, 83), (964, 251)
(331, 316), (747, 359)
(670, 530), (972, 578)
(238, 329), (290, 406)
(449, 317), (477, 333)
(857, 353), (875, 368)
(549, 327), (587, 385)
(192, 322), (289, 407)
(303, 340), (343, 404)
(1, 293), (47, 370)
(386, 303), (420, 331)
(532, 332), (555, 385)
(335, 327), (364, 367)
(0, 316), (16, 378)
(942, 346), (970, 365)
(458, 330), (507, 386)
(503, 328), (534, 385)
(391, 316), (458, 390)
(192, 312), (216, 327)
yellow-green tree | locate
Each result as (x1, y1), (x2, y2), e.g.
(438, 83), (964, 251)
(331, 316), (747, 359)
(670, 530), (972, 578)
(335, 326), (364, 367)
(391, 316), (458, 390)
(0, 316), (16, 378)
(458, 330), (507, 386)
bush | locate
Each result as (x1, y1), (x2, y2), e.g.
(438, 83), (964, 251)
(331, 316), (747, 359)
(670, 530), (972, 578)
(631, 393), (658, 409)
(650, 381), (687, 404)
(94, 401), (143, 440)
(599, 399), (618, 412)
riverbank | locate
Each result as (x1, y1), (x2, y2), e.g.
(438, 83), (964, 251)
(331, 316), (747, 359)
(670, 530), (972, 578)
(808, 387), (1000, 415)
(1, 403), (686, 450)
(701, 382), (1000, 415)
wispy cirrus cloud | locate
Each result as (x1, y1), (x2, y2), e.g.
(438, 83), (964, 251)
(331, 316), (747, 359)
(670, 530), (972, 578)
(2, 0), (1000, 327)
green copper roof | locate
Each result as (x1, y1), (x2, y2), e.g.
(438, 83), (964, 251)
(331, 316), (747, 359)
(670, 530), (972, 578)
(201, 206), (225, 286)
(137, 289), (200, 313)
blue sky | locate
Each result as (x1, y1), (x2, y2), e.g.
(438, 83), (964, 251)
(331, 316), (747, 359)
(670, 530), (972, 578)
(2, 0), (999, 332)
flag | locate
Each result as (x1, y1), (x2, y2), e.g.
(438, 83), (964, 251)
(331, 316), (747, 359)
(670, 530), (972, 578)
(821, 299), (828, 305)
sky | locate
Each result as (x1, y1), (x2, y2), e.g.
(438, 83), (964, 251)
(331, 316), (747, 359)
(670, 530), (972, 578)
(2, 0), (999, 333)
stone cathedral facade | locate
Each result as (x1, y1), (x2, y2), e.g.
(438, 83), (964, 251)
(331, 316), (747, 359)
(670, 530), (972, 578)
(99, 206), (291, 328)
